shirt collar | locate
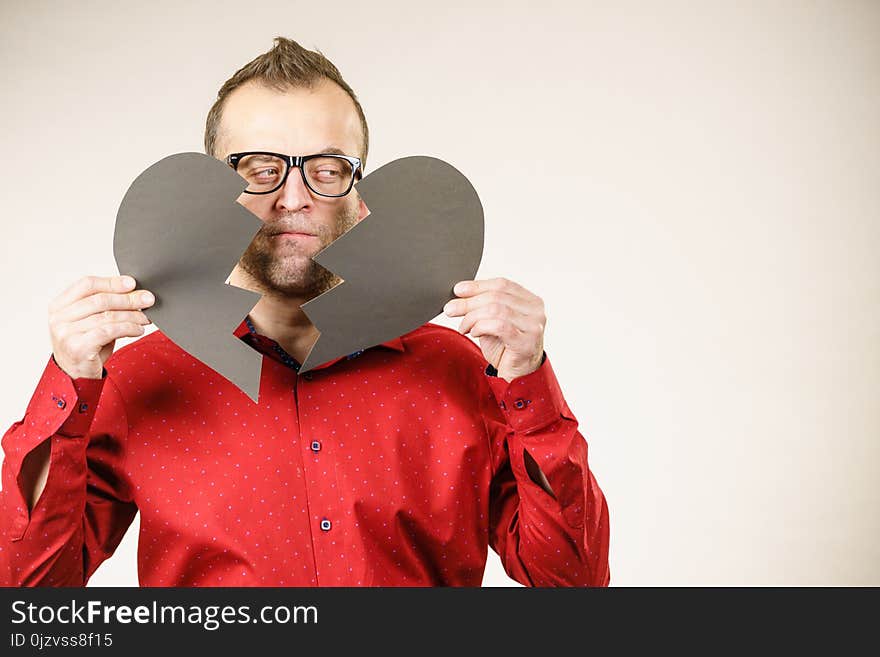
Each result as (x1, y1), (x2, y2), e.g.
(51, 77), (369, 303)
(233, 318), (405, 355)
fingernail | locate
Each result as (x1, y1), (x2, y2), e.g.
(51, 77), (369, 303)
(121, 276), (136, 289)
(453, 282), (467, 295)
(141, 292), (155, 305)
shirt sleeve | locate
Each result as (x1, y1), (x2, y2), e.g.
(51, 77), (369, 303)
(483, 353), (611, 586)
(0, 355), (137, 586)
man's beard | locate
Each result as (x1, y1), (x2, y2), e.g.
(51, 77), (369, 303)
(238, 202), (359, 299)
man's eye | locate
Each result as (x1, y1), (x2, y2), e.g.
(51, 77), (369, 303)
(251, 167), (280, 179)
(315, 168), (341, 178)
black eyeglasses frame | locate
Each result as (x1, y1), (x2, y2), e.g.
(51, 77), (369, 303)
(226, 151), (363, 197)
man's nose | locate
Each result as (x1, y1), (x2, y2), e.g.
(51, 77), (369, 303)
(275, 166), (313, 213)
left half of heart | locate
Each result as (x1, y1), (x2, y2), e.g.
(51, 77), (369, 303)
(113, 152), (264, 402)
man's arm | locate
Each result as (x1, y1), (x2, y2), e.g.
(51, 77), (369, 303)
(0, 356), (137, 586)
(445, 277), (610, 586)
(483, 354), (610, 586)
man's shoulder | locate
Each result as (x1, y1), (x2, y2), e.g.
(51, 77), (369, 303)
(104, 328), (183, 374)
(397, 322), (485, 364)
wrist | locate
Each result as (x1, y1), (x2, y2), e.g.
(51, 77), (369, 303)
(497, 351), (546, 382)
(52, 354), (103, 381)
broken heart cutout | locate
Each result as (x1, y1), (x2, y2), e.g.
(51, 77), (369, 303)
(113, 153), (484, 402)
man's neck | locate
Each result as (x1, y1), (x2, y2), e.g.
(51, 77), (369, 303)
(229, 266), (319, 364)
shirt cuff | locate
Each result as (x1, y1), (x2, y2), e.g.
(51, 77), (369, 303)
(485, 352), (566, 434)
(25, 355), (106, 438)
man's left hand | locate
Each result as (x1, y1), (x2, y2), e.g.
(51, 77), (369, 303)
(443, 277), (546, 382)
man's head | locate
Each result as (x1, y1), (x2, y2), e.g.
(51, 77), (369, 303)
(206, 37), (369, 299)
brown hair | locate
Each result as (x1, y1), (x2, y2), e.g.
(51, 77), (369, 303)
(204, 37), (369, 164)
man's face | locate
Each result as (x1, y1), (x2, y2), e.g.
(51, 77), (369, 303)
(216, 79), (367, 298)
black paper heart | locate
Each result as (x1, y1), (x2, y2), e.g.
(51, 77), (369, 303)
(300, 156), (484, 371)
(113, 153), (484, 400)
(113, 153), (264, 400)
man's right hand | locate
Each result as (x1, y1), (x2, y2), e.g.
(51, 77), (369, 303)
(49, 275), (154, 380)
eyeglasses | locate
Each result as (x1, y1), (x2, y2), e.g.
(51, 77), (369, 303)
(226, 151), (363, 198)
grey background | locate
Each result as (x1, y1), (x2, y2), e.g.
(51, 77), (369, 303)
(0, 0), (878, 586)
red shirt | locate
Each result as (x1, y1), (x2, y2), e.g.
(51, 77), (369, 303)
(0, 320), (610, 586)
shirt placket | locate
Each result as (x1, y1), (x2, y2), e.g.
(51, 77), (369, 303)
(295, 369), (345, 585)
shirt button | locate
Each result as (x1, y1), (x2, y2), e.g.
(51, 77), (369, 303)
(78, 402), (89, 413)
(320, 518), (332, 531)
(56, 399), (66, 410)
(310, 440), (322, 453)
(302, 372), (313, 381)
(513, 398), (528, 409)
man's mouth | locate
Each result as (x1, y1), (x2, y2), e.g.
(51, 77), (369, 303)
(273, 231), (317, 239)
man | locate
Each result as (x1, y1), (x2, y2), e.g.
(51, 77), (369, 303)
(0, 38), (610, 586)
